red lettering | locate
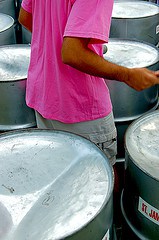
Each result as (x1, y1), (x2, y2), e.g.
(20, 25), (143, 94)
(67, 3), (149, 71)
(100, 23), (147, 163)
(149, 210), (159, 222)
(142, 203), (148, 215)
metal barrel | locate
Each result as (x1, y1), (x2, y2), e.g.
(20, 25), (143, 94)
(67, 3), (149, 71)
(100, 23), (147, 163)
(103, 38), (159, 159)
(0, 44), (36, 132)
(0, 0), (16, 20)
(0, 0), (19, 42)
(21, 26), (32, 44)
(122, 110), (159, 239)
(15, 0), (32, 44)
(0, 129), (115, 240)
(0, 13), (16, 45)
(110, 1), (159, 46)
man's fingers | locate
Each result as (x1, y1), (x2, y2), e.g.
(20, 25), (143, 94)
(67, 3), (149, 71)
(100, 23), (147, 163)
(154, 71), (159, 77)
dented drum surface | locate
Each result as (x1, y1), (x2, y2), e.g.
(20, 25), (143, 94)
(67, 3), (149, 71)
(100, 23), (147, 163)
(122, 110), (159, 239)
(110, 1), (159, 46)
(0, 129), (114, 240)
(0, 44), (36, 131)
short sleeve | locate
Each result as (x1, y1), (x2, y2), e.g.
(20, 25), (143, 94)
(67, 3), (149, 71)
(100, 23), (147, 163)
(21, 0), (32, 13)
(64, 0), (114, 43)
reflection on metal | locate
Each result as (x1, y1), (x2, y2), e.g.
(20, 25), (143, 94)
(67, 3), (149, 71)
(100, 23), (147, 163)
(0, 13), (16, 45)
(110, 1), (159, 45)
(0, 129), (114, 240)
(0, 44), (36, 131)
(104, 39), (159, 158)
(122, 110), (159, 239)
(0, 0), (16, 20)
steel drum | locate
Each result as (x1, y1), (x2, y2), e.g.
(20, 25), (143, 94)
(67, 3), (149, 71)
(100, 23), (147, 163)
(21, 26), (32, 44)
(110, 1), (159, 46)
(0, 44), (36, 131)
(0, 0), (16, 20)
(104, 39), (159, 120)
(104, 38), (159, 158)
(0, 129), (114, 240)
(15, 1), (32, 44)
(122, 110), (159, 239)
(0, 13), (16, 45)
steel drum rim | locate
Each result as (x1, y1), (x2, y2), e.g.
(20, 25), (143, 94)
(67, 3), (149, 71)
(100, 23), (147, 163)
(0, 43), (31, 49)
(120, 190), (149, 240)
(0, 129), (114, 239)
(124, 110), (159, 181)
(0, 13), (14, 32)
(112, 1), (159, 19)
(0, 128), (114, 196)
(124, 150), (159, 182)
(104, 38), (159, 68)
(0, 122), (37, 131)
(0, 44), (30, 81)
(114, 102), (159, 122)
(0, 78), (27, 83)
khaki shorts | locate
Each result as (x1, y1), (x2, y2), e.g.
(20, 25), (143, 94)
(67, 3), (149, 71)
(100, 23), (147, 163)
(35, 111), (117, 165)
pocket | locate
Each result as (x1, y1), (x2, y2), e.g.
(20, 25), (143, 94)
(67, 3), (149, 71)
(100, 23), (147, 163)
(97, 138), (117, 161)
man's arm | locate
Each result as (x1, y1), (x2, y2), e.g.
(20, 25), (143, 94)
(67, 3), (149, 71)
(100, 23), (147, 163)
(61, 37), (159, 91)
(18, 7), (32, 33)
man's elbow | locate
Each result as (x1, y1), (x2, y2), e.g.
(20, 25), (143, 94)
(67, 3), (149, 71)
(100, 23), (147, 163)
(61, 37), (83, 67)
(61, 46), (76, 66)
(61, 48), (68, 65)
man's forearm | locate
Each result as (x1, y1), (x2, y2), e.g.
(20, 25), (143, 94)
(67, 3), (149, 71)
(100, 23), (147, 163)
(61, 37), (159, 91)
(62, 37), (131, 83)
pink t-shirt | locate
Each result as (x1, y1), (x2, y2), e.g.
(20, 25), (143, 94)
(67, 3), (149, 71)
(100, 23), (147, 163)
(22, 0), (113, 123)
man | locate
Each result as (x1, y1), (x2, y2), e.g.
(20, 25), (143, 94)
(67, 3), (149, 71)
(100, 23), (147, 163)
(18, 0), (159, 176)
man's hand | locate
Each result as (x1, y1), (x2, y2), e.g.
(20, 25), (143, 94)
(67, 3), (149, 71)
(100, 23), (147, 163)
(61, 37), (159, 91)
(125, 68), (159, 91)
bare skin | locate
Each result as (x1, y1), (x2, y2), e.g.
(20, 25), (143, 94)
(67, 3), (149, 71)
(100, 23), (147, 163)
(19, 7), (159, 92)
(18, 6), (159, 196)
(19, 7), (32, 32)
(61, 37), (159, 91)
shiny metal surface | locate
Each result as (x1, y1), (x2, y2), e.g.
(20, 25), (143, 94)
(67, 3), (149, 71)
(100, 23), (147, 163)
(104, 39), (159, 68)
(122, 110), (159, 239)
(0, 13), (14, 32)
(0, 13), (16, 45)
(113, 1), (158, 18)
(110, 1), (159, 45)
(115, 108), (158, 159)
(22, 26), (32, 44)
(0, 44), (36, 130)
(0, 129), (114, 240)
(0, 44), (30, 81)
(121, 190), (146, 240)
(104, 39), (159, 119)
(0, 0), (16, 20)
(125, 110), (159, 180)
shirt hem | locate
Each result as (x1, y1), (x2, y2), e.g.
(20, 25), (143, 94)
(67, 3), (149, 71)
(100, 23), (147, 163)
(28, 104), (112, 124)
(64, 31), (109, 43)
